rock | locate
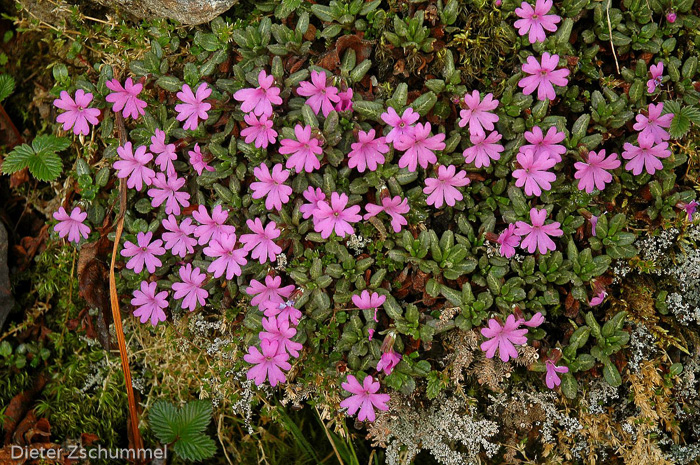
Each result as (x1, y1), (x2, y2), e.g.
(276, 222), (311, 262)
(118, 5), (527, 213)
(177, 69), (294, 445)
(0, 221), (14, 332)
(96, 0), (238, 25)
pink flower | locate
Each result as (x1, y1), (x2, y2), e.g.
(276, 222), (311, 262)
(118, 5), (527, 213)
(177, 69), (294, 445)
(545, 360), (569, 389)
(496, 224), (520, 258)
(363, 195), (410, 233)
(262, 300), (303, 325)
(121, 231), (165, 273)
(462, 131), (504, 168)
(457, 90), (500, 137)
(162, 214), (197, 258)
(681, 200), (699, 221)
(376, 350), (402, 375)
(394, 122), (445, 172)
(514, 0), (561, 43)
(339, 375), (390, 422)
(381, 107), (419, 144)
(175, 83), (212, 131)
(352, 290), (386, 323)
(147, 172), (190, 215)
(150, 129), (177, 175)
(518, 52), (570, 101)
(521, 126), (565, 163)
(105, 77), (147, 119)
(204, 233), (248, 280)
(131, 281), (168, 326)
(480, 315), (529, 362)
(239, 218), (282, 264)
(280, 124), (323, 173)
(53, 89), (101, 136)
(589, 290), (607, 306)
(188, 143), (215, 175)
(514, 207), (563, 254)
(53, 206), (90, 244)
(246, 275), (295, 307)
(666, 11), (677, 23)
(423, 165), (470, 208)
(259, 317), (303, 358)
(633, 102), (673, 144)
(348, 129), (389, 173)
(336, 88), (353, 112)
(251, 163), (293, 211)
(244, 339), (290, 387)
(312, 192), (362, 239)
(172, 264), (208, 311)
(300, 187), (326, 220)
(573, 149), (620, 193)
(192, 205), (236, 246)
(512, 149), (557, 197)
(647, 62), (664, 93)
(240, 113), (277, 148)
(520, 312), (544, 327)
(113, 142), (155, 191)
(622, 132), (671, 176)
(297, 70), (340, 117)
(233, 70), (282, 116)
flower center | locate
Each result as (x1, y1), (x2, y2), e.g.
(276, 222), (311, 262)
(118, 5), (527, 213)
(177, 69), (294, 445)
(540, 70), (548, 77)
(398, 122), (405, 128)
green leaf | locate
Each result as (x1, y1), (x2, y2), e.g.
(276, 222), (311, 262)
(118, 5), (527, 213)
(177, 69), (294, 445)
(149, 401), (180, 443)
(0, 74), (14, 102)
(603, 362), (622, 387)
(2, 135), (67, 181)
(178, 400), (213, 436)
(669, 112), (691, 139)
(2, 144), (33, 174)
(172, 433), (217, 462)
(32, 134), (70, 154)
(560, 373), (578, 399)
(27, 151), (62, 182)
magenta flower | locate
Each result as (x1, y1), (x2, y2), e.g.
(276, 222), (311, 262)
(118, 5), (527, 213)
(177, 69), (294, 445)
(204, 233), (248, 280)
(589, 215), (599, 237)
(496, 224), (520, 258)
(352, 290), (387, 323)
(244, 339), (290, 387)
(312, 192), (362, 239)
(545, 360), (569, 389)
(240, 113), (277, 149)
(381, 107), (419, 144)
(192, 205), (236, 246)
(633, 103), (673, 144)
(150, 129), (177, 175)
(667, 11), (677, 23)
(514, 0), (561, 43)
(348, 129), (389, 173)
(423, 165), (470, 208)
(364, 195), (410, 233)
(53, 206), (90, 244)
(647, 62), (664, 93)
(300, 187), (326, 220)
(53, 89), (101, 136)
(147, 172), (190, 215)
(336, 88), (353, 112)
(175, 83), (212, 131)
(259, 317), (303, 358)
(280, 124), (323, 173)
(172, 264), (209, 312)
(589, 290), (607, 307)
(376, 350), (402, 375)
(339, 375), (390, 422)
(121, 231), (165, 273)
(162, 214), (197, 258)
(131, 281), (168, 327)
(521, 126), (565, 163)
(622, 132), (671, 176)
(680, 200), (699, 221)
(262, 300), (303, 325)
(188, 143), (215, 175)
(520, 312), (544, 328)
(394, 122), (445, 172)
(251, 163), (293, 211)
(457, 90), (500, 137)
(518, 52), (570, 101)
(297, 70), (340, 117)
(512, 149), (557, 197)
(233, 70), (282, 116)
(462, 130), (504, 168)
(514, 208), (563, 254)
(239, 218), (282, 264)
(480, 315), (529, 362)
(113, 142), (155, 191)
(573, 149), (620, 193)
(246, 275), (295, 308)
(105, 77), (147, 119)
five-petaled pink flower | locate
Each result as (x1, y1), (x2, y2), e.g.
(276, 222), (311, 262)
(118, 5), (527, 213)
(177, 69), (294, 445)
(246, 275), (295, 308)
(188, 143), (215, 175)
(204, 233), (248, 280)
(53, 89), (101, 136)
(518, 52), (570, 101)
(521, 126), (565, 163)
(172, 264), (209, 311)
(240, 113), (278, 148)
(514, 0), (561, 43)
(105, 77), (147, 119)
(514, 207), (563, 254)
(132, 281), (168, 326)
(251, 163), (293, 211)
(114, 142), (155, 191)
(463, 130), (504, 168)
(381, 107), (419, 144)
(622, 132), (671, 176)
(239, 218), (282, 264)
(633, 102), (673, 144)
(259, 317), (303, 358)
(512, 148), (557, 197)
(296, 70), (340, 117)
(364, 195), (410, 233)
(545, 360), (569, 389)
(262, 300), (303, 325)
(424, 165), (470, 208)
(162, 214), (197, 258)
(340, 375), (390, 422)
(312, 192), (362, 239)
(376, 350), (402, 375)
(244, 339), (291, 387)
(175, 83), (212, 131)
(121, 231), (165, 273)
(647, 62), (664, 93)
(497, 224), (520, 258)
(280, 124), (323, 173)
(233, 70), (282, 116)
(300, 187), (326, 220)
(480, 315), (529, 362)
(352, 290), (386, 323)
(458, 90), (500, 137)
(192, 204), (236, 246)
(573, 149), (620, 193)
(394, 122), (445, 172)
(53, 206), (90, 244)
(348, 129), (389, 173)
(147, 172), (191, 215)
(150, 129), (177, 175)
